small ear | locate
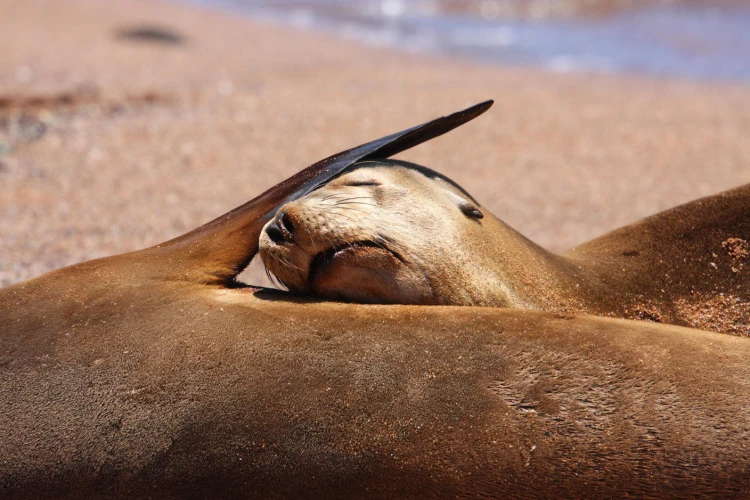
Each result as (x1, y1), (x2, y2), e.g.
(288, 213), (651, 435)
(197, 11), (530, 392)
(138, 100), (494, 286)
(461, 205), (484, 219)
(443, 190), (483, 219)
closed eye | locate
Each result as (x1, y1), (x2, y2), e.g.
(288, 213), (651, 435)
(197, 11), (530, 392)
(344, 181), (380, 187)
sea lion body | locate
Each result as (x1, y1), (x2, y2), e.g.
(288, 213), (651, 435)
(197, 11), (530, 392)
(4, 102), (750, 497)
(260, 161), (750, 335)
(3, 257), (750, 498)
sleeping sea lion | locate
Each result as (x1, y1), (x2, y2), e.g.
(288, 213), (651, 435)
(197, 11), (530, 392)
(3, 102), (750, 498)
(259, 160), (750, 335)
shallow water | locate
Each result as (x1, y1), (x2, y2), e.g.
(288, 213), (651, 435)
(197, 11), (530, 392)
(190, 0), (750, 81)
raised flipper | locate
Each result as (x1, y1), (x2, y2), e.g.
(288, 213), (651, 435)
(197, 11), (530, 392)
(566, 184), (750, 334)
(140, 100), (493, 285)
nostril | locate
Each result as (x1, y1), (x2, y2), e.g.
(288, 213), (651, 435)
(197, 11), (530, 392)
(265, 223), (285, 244)
(279, 211), (295, 238)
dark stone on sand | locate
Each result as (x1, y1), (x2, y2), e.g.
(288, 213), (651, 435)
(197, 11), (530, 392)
(115, 25), (185, 45)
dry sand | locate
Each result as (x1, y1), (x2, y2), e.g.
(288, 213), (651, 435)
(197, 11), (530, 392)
(2, 0), (750, 288)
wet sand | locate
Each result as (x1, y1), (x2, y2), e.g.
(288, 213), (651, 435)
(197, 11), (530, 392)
(2, 0), (750, 288)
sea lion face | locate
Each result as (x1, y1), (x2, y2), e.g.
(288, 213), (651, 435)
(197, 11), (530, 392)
(259, 161), (485, 304)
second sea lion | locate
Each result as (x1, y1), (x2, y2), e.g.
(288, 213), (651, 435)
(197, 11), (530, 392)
(260, 160), (750, 335)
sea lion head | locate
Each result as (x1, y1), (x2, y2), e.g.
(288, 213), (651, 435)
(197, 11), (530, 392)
(259, 160), (491, 304)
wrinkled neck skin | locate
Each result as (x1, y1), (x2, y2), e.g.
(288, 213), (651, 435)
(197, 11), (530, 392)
(444, 213), (589, 312)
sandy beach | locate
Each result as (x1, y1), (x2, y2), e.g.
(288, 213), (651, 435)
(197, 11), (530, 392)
(2, 0), (750, 288)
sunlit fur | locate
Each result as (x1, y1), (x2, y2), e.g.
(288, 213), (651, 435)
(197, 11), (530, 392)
(259, 160), (574, 307)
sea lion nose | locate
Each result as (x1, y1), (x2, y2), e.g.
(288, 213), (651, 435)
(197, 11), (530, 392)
(266, 211), (295, 244)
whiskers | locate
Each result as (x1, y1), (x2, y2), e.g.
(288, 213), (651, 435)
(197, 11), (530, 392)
(263, 251), (305, 291)
(320, 194), (378, 212)
(319, 194), (406, 262)
(264, 263), (285, 290)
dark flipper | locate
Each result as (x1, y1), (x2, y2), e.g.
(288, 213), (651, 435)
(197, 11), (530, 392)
(146, 100), (493, 284)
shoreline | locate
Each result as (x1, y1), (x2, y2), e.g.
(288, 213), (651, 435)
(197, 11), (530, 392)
(2, 0), (750, 288)
(185, 0), (750, 83)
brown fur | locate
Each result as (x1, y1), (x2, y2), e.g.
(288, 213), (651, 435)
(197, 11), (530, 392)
(261, 161), (750, 335)
(3, 165), (750, 498)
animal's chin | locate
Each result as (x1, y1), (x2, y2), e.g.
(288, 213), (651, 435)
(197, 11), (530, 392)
(307, 241), (404, 301)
